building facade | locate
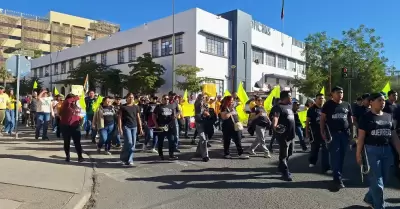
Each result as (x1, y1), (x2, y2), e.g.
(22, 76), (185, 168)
(30, 8), (306, 99)
(0, 8), (120, 66)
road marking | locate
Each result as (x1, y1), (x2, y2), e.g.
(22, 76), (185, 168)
(174, 160), (188, 167)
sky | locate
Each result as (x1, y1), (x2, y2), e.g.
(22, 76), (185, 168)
(2, 0), (399, 69)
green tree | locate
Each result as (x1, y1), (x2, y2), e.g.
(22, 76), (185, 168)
(67, 61), (107, 90)
(102, 68), (125, 96)
(12, 77), (43, 95)
(0, 67), (13, 87)
(124, 53), (165, 94)
(174, 65), (212, 93)
(294, 25), (390, 100)
(33, 50), (43, 59)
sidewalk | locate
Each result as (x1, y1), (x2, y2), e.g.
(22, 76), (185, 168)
(0, 127), (94, 209)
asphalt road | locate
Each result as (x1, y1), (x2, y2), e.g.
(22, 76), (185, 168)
(84, 131), (400, 209)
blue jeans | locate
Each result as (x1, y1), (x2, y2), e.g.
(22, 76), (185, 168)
(35, 112), (51, 139)
(174, 119), (180, 149)
(120, 126), (138, 163)
(144, 127), (158, 149)
(295, 126), (307, 150)
(86, 114), (97, 140)
(364, 145), (393, 209)
(97, 124), (115, 151)
(5, 109), (15, 134)
(329, 131), (349, 181)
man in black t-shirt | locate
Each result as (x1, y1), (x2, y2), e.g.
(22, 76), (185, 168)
(143, 96), (159, 152)
(153, 94), (178, 160)
(320, 86), (353, 189)
(271, 91), (295, 181)
(382, 89), (400, 180)
(306, 93), (330, 173)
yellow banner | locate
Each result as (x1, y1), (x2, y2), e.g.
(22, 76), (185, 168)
(182, 103), (195, 117)
(71, 85), (84, 96)
(202, 83), (216, 97)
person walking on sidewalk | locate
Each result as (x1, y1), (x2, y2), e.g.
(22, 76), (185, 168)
(59, 93), (85, 162)
(93, 96), (117, 155)
(35, 89), (54, 140)
(119, 93), (143, 166)
(0, 85), (10, 136)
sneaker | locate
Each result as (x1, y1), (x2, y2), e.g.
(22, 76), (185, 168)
(104, 151), (112, 155)
(282, 173), (293, 182)
(124, 162), (134, 166)
(202, 157), (210, 162)
(78, 157), (86, 162)
(150, 148), (158, 153)
(325, 170), (333, 174)
(169, 156), (178, 160)
(224, 155), (233, 159)
(309, 164), (315, 168)
(247, 150), (257, 156)
(65, 157), (70, 162)
(238, 154), (250, 159)
(264, 152), (271, 158)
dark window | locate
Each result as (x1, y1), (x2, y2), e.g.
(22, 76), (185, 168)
(69, 60), (74, 71)
(117, 49), (124, 63)
(54, 64), (59, 75)
(206, 35), (224, 56)
(61, 62), (66, 74)
(128, 46), (136, 61)
(252, 48), (263, 64)
(175, 35), (183, 53)
(152, 41), (159, 57)
(90, 55), (96, 62)
(81, 57), (86, 63)
(161, 37), (172, 56)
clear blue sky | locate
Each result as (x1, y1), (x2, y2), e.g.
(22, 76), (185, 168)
(3, 0), (398, 69)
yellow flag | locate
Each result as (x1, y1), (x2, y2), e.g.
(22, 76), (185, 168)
(264, 85), (281, 112)
(298, 110), (307, 128)
(182, 103), (195, 117)
(33, 81), (38, 89)
(236, 104), (248, 124)
(92, 96), (103, 112)
(54, 87), (59, 95)
(223, 90), (231, 97)
(320, 87), (325, 95)
(382, 81), (390, 96)
(237, 82), (249, 103)
(183, 89), (188, 102)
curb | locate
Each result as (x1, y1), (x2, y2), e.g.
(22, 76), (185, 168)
(62, 153), (95, 209)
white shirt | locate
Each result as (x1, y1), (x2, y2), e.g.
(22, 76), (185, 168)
(37, 97), (52, 113)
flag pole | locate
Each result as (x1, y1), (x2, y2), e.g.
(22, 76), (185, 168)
(281, 0), (285, 46)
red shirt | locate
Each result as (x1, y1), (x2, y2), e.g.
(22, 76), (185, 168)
(60, 96), (81, 126)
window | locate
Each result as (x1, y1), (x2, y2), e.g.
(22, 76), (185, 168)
(81, 57), (86, 63)
(292, 38), (305, 49)
(175, 35), (183, 53)
(54, 64), (59, 75)
(101, 53), (107, 65)
(161, 37), (172, 56)
(288, 58), (296, 72)
(39, 67), (43, 77)
(152, 41), (159, 57)
(33, 68), (37, 77)
(277, 55), (287, 69)
(69, 60), (74, 71)
(276, 78), (280, 84)
(252, 48), (263, 64)
(61, 62), (66, 74)
(298, 62), (305, 74)
(128, 46), (136, 61)
(206, 35), (225, 56)
(90, 55), (96, 62)
(117, 49), (124, 63)
(265, 51), (276, 67)
(44, 66), (49, 76)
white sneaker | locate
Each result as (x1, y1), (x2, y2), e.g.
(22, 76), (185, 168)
(264, 152), (271, 158)
(224, 155), (233, 159)
(247, 150), (257, 155)
(326, 170), (333, 174)
(104, 151), (112, 155)
(238, 154), (250, 159)
(150, 148), (158, 153)
(309, 164), (315, 168)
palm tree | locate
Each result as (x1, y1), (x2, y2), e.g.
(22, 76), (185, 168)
(0, 67), (13, 87)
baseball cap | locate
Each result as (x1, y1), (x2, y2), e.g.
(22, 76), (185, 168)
(0, 85), (4, 89)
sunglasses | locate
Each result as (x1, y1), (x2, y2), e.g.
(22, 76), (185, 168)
(163, 97), (169, 100)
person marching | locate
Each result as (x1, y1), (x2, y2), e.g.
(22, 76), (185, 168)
(247, 96), (271, 158)
(352, 94), (371, 149)
(356, 92), (400, 209)
(271, 91), (295, 181)
(194, 94), (210, 162)
(320, 86), (353, 189)
(306, 93), (331, 173)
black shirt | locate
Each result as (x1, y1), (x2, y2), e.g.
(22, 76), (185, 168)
(271, 103), (295, 139)
(221, 106), (239, 132)
(383, 100), (397, 118)
(294, 110), (302, 127)
(102, 105), (115, 126)
(307, 105), (322, 136)
(120, 104), (140, 128)
(321, 100), (352, 132)
(353, 105), (370, 124)
(154, 104), (175, 127)
(359, 111), (393, 146)
(251, 105), (269, 127)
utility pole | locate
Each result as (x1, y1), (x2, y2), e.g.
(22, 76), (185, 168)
(171, 0), (176, 92)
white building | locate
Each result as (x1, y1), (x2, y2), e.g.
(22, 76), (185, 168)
(30, 8), (306, 100)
